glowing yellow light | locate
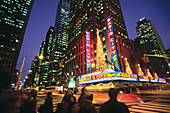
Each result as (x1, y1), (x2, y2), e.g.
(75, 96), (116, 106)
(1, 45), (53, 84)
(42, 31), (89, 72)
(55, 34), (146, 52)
(39, 55), (44, 60)
(92, 63), (95, 67)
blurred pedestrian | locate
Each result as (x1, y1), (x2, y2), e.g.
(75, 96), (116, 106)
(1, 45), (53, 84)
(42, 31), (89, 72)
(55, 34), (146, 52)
(20, 92), (37, 113)
(67, 102), (80, 113)
(99, 88), (130, 113)
(31, 89), (37, 100)
(78, 87), (87, 103)
(0, 70), (22, 113)
(43, 92), (53, 113)
(79, 93), (97, 113)
(55, 94), (75, 113)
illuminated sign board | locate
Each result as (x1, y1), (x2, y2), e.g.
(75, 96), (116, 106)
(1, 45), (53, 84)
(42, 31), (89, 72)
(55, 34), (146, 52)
(106, 16), (120, 71)
(138, 75), (150, 82)
(150, 77), (158, 82)
(79, 72), (166, 85)
(86, 31), (91, 71)
(158, 78), (166, 83)
(79, 72), (138, 84)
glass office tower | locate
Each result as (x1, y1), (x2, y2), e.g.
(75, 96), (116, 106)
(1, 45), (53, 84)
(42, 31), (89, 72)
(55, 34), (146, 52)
(0, 0), (34, 79)
(135, 17), (166, 56)
(50, 0), (70, 86)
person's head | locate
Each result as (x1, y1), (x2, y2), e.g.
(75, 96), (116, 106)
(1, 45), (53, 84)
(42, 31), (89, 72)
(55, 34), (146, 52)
(27, 92), (32, 100)
(67, 89), (73, 95)
(86, 94), (93, 101)
(47, 92), (52, 97)
(108, 88), (118, 99)
(0, 91), (22, 113)
(22, 93), (27, 99)
(81, 87), (87, 94)
(63, 94), (74, 102)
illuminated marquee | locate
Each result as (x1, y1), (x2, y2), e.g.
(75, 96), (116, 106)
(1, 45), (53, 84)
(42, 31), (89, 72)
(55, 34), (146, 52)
(79, 72), (138, 84)
(138, 75), (150, 82)
(79, 72), (166, 85)
(86, 31), (91, 71)
(106, 16), (120, 71)
(150, 77), (158, 82)
(158, 78), (166, 83)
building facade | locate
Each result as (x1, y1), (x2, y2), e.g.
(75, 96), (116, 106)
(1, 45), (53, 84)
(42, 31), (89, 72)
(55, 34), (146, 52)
(50, 0), (70, 86)
(64, 0), (128, 75)
(0, 0), (34, 80)
(135, 17), (166, 56)
(62, 0), (166, 87)
(63, 0), (128, 77)
(28, 27), (54, 87)
(135, 17), (169, 79)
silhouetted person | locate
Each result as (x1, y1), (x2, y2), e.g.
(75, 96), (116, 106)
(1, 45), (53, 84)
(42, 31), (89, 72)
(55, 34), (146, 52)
(31, 89), (37, 100)
(0, 70), (22, 113)
(55, 94), (75, 113)
(67, 102), (80, 113)
(20, 92), (37, 113)
(78, 87), (87, 103)
(43, 92), (53, 113)
(80, 93), (97, 113)
(99, 88), (130, 113)
(65, 89), (76, 101)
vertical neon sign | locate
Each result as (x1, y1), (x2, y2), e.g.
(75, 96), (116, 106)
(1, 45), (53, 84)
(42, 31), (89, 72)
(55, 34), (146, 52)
(106, 16), (120, 72)
(86, 31), (91, 71)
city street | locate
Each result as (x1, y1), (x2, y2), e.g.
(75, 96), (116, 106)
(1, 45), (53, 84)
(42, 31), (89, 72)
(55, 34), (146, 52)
(0, 1), (169, 113)
(36, 90), (170, 113)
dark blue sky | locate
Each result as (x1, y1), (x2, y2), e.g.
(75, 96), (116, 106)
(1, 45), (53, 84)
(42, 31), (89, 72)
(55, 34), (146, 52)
(18, 0), (170, 80)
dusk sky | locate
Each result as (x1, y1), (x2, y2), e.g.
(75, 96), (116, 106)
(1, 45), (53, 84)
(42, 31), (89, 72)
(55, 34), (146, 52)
(18, 0), (170, 80)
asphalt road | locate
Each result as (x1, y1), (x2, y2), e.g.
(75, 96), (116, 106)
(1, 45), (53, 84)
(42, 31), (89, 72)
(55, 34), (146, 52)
(36, 90), (170, 113)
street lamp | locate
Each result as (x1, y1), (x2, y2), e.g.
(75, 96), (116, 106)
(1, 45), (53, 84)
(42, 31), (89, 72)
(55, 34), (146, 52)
(16, 55), (44, 90)
(29, 70), (32, 73)
(39, 55), (44, 60)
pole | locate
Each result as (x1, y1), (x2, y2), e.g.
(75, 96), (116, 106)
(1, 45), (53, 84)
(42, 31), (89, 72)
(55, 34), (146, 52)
(16, 56), (25, 90)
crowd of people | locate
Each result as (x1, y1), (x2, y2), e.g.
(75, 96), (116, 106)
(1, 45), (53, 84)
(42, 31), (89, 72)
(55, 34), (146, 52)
(0, 70), (37, 113)
(0, 70), (130, 113)
(38, 87), (129, 113)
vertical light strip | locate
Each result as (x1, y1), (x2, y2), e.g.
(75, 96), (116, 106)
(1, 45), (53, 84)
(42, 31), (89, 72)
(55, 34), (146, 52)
(83, 35), (85, 72)
(106, 16), (120, 71)
(86, 31), (91, 71)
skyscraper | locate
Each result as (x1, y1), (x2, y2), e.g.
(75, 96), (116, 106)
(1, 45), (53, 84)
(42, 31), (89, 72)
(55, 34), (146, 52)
(135, 17), (169, 78)
(135, 17), (166, 56)
(29, 56), (40, 87)
(0, 0), (34, 78)
(50, 0), (70, 86)
(29, 27), (54, 87)
(63, 0), (128, 77)
(41, 27), (54, 86)
(29, 41), (46, 87)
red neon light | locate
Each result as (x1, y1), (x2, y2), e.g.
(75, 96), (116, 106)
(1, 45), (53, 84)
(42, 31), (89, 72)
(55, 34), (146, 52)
(83, 35), (85, 65)
(141, 57), (145, 61)
(86, 31), (91, 68)
(91, 40), (94, 64)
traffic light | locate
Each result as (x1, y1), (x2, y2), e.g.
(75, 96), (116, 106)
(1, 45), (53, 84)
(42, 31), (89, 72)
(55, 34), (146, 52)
(141, 57), (145, 61)
(59, 62), (61, 67)
(141, 57), (150, 63)
(59, 61), (63, 67)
